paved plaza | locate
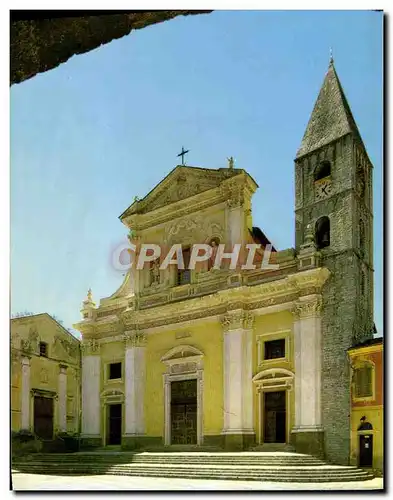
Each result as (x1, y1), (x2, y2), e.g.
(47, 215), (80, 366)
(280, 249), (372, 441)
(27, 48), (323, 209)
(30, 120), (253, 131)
(11, 472), (383, 491)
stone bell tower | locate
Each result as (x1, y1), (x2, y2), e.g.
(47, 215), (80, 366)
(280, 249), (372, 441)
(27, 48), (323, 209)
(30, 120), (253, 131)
(294, 56), (374, 464)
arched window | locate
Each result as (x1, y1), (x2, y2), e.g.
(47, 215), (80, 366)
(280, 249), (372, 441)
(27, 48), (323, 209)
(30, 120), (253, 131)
(314, 160), (331, 181)
(315, 216), (330, 249)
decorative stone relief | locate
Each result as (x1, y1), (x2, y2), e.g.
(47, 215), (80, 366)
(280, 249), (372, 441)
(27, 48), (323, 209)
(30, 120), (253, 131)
(147, 174), (220, 213)
(20, 338), (33, 354)
(221, 310), (254, 331)
(53, 335), (79, 359)
(170, 362), (197, 374)
(123, 330), (147, 348)
(11, 348), (20, 363)
(175, 331), (192, 340)
(165, 215), (224, 245)
(40, 368), (48, 384)
(80, 339), (101, 355)
(11, 333), (20, 349)
(291, 296), (323, 319)
(20, 326), (40, 354)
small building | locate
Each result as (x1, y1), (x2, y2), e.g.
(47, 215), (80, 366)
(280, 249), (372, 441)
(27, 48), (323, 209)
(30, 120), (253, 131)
(11, 313), (81, 438)
(348, 337), (383, 472)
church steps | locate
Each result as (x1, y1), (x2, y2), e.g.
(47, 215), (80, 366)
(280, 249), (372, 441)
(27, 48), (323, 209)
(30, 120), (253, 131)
(12, 452), (374, 482)
(11, 464), (374, 482)
(15, 454), (326, 465)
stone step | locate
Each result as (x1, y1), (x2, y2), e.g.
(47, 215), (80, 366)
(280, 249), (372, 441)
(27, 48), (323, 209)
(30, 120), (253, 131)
(12, 461), (370, 470)
(17, 457), (326, 466)
(11, 463), (374, 483)
(23, 452), (324, 460)
(13, 451), (374, 483)
(250, 444), (296, 452)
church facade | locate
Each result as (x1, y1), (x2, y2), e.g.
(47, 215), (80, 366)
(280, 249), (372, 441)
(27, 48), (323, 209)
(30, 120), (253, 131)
(11, 314), (81, 438)
(74, 59), (374, 465)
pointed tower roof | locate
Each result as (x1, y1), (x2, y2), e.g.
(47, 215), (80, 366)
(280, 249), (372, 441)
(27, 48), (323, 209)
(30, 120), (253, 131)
(296, 58), (362, 159)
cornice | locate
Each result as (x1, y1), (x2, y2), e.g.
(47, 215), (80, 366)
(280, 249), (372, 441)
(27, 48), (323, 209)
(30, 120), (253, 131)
(124, 188), (225, 231)
(79, 267), (330, 338)
(122, 171), (257, 231)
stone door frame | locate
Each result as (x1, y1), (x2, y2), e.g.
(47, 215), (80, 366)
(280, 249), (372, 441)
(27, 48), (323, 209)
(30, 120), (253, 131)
(100, 389), (124, 447)
(161, 345), (204, 446)
(253, 368), (294, 445)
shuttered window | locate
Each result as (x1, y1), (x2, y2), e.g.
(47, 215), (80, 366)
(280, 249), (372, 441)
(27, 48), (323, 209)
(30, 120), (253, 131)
(354, 366), (373, 398)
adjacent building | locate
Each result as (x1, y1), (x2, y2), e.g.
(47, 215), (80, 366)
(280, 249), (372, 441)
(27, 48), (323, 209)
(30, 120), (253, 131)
(72, 58), (376, 464)
(11, 313), (81, 438)
(348, 337), (383, 472)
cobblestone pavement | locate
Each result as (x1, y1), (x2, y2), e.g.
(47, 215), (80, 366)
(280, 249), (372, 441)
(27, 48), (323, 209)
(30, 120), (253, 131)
(11, 472), (383, 491)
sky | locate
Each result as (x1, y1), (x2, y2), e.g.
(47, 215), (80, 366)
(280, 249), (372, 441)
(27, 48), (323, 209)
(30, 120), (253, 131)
(10, 10), (383, 336)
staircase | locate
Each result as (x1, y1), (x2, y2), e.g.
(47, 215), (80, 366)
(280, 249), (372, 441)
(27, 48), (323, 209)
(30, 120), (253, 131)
(12, 451), (374, 483)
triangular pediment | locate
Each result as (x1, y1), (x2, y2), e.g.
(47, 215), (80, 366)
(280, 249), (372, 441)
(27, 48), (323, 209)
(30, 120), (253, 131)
(161, 344), (204, 362)
(120, 165), (241, 218)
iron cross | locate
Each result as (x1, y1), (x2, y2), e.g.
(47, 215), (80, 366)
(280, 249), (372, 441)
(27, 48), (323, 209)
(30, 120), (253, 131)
(177, 146), (190, 165)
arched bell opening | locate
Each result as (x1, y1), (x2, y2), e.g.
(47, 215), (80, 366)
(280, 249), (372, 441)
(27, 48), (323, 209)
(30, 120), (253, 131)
(315, 216), (330, 249)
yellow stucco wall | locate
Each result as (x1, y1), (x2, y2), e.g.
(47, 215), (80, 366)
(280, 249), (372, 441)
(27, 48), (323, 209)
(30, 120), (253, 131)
(11, 314), (80, 434)
(145, 320), (223, 438)
(11, 361), (21, 430)
(348, 342), (384, 471)
(350, 406), (383, 471)
(91, 310), (296, 442)
(99, 341), (126, 439)
(252, 311), (295, 443)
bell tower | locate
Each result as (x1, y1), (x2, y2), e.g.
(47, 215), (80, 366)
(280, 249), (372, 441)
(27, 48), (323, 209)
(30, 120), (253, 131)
(294, 57), (374, 464)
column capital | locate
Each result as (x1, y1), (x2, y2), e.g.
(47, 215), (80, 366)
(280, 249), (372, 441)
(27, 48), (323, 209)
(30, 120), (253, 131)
(80, 339), (101, 355)
(221, 310), (254, 332)
(21, 355), (31, 366)
(221, 178), (246, 209)
(291, 295), (323, 320)
(123, 330), (147, 348)
(59, 364), (68, 374)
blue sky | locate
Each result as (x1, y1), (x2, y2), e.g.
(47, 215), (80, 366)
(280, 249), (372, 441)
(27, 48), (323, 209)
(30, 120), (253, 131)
(10, 10), (383, 336)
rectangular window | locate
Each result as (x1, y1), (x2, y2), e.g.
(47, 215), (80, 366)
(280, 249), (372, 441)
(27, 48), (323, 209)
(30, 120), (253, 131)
(109, 362), (122, 380)
(354, 367), (373, 398)
(39, 342), (48, 357)
(264, 339), (285, 360)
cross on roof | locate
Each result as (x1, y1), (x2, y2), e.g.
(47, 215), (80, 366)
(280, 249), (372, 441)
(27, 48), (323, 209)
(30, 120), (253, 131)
(177, 146), (190, 165)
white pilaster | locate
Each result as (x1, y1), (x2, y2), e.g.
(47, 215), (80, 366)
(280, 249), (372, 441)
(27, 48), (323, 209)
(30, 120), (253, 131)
(124, 332), (146, 436)
(223, 329), (243, 431)
(21, 357), (31, 430)
(228, 206), (244, 247)
(58, 365), (67, 432)
(164, 378), (171, 445)
(242, 327), (254, 430)
(292, 296), (323, 432)
(81, 342), (101, 437)
(222, 312), (255, 435)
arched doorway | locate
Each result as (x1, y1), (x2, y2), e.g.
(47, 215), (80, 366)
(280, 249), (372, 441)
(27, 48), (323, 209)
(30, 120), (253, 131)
(358, 420), (373, 468)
